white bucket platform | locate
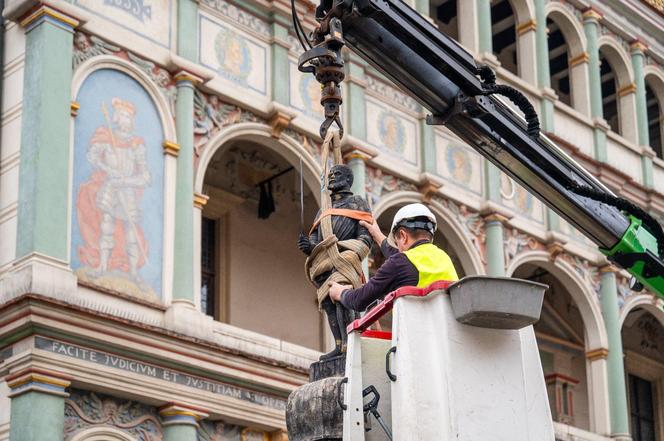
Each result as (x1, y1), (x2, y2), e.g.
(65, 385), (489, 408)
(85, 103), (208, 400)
(343, 276), (555, 441)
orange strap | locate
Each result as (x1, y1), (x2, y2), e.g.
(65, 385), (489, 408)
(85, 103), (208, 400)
(309, 209), (374, 235)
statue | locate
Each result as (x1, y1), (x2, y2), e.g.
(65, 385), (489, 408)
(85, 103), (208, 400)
(298, 164), (373, 360)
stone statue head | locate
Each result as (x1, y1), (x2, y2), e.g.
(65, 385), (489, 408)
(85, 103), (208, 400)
(327, 164), (353, 193)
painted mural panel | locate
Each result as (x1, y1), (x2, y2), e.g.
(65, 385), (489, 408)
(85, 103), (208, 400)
(500, 174), (544, 223)
(199, 12), (268, 96)
(434, 131), (482, 194)
(366, 98), (418, 164)
(73, 0), (172, 48)
(71, 69), (164, 302)
(289, 61), (325, 120)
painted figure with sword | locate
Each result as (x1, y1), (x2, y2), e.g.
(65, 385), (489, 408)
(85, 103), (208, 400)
(76, 98), (151, 282)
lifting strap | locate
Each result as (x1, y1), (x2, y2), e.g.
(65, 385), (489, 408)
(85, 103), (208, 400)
(308, 209), (374, 235)
(304, 131), (372, 306)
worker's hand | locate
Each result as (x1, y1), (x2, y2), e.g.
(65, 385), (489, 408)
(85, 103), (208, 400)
(297, 232), (312, 255)
(360, 219), (386, 245)
(329, 282), (351, 303)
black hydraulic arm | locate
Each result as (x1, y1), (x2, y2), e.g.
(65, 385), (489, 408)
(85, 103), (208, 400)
(293, 0), (664, 298)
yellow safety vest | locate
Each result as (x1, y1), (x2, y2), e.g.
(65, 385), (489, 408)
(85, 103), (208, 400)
(403, 243), (459, 288)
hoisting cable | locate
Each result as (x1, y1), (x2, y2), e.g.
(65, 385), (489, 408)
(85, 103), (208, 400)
(291, 0), (312, 51)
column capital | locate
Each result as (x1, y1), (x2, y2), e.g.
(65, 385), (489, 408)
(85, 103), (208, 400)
(479, 202), (514, 224)
(568, 52), (590, 68)
(193, 192), (209, 209)
(586, 347), (610, 361)
(7, 368), (72, 398)
(582, 7), (603, 23)
(617, 83), (637, 98)
(70, 101), (80, 117)
(268, 110), (293, 139)
(418, 172), (443, 202)
(629, 39), (648, 55)
(163, 140), (180, 157)
(599, 264), (619, 274)
(343, 150), (370, 163)
(174, 70), (203, 87)
(159, 403), (209, 427)
(19, 5), (80, 32)
(516, 19), (537, 36)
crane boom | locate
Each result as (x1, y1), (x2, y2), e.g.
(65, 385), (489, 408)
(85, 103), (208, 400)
(294, 0), (664, 299)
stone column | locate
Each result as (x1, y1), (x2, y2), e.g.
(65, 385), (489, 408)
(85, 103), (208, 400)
(477, 0), (493, 55)
(516, 19), (537, 85)
(599, 266), (631, 441)
(482, 213), (508, 277)
(586, 348), (612, 436)
(582, 8), (608, 162)
(7, 369), (71, 441)
(569, 52), (592, 117)
(160, 404), (208, 441)
(415, 0), (428, 16)
(630, 40), (654, 188)
(172, 72), (200, 305)
(345, 152), (368, 198)
(177, 0), (197, 61)
(15, 6), (79, 261)
(457, 0), (479, 52)
(420, 120), (437, 175)
(193, 193), (209, 311)
(534, 0), (555, 132)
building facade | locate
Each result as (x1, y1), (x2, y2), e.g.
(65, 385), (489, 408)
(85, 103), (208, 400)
(0, 0), (663, 439)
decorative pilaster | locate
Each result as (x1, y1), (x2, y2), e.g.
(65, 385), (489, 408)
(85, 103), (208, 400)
(482, 212), (509, 277)
(477, 0), (493, 55)
(583, 8), (607, 162)
(345, 151), (368, 198)
(15, 5), (79, 261)
(534, 0), (554, 133)
(177, 0), (197, 60)
(630, 40), (653, 188)
(346, 53), (367, 140)
(172, 72), (201, 305)
(271, 16), (290, 106)
(159, 404), (208, 441)
(7, 368), (72, 441)
(420, 120), (436, 175)
(599, 266), (631, 441)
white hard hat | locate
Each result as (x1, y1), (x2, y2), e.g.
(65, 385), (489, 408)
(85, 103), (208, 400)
(388, 203), (437, 244)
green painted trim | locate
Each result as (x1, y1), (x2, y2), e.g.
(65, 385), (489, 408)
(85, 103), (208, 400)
(484, 160), (502, 202)
(164, 424), (198, 441)
(227, 0), (272, 21)
(584, 19), (603, 120)
(477, 0), (493, 54)
(347, 157), (367, 198)
(177, 0), (198, 61)
(172, 82), (196, 302)
(534, 0), (550, 89)
(599, 271), (631, 436)
(347, 82), (366, 141)
(546, 208), (560, 232)
(540, 98), (555, 133)
(631, 50), (650, 148)
(485, 220), (506, 277)
(271, 22), (290, 105)
(420, 121), (436, 174)
(415, 0), (429, 16)
(593, 127), (607, 163)
(16, 19), (73, 261)
(642, 155), (654, 188)
(10, 391), (66, 441)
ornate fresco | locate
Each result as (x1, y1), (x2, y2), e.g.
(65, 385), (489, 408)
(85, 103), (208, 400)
(289, 62), (325, 119)
(71, 68), (165, 302)
(365, 97), (418, 164)
(434, 131), (482, 194)
(72, 0), (173, 48)
(199, 12), (268, 96)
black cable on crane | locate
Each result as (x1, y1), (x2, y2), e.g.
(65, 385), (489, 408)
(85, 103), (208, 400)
(291, 0), (312, 51)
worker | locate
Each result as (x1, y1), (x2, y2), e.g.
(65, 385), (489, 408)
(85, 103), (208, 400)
(329, 203), (459, 311)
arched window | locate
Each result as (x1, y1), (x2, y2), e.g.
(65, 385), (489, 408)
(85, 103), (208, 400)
(512, 263), (591, 431)
(490, 0), (518, 76)
(599, 52), (620, 134)
(621, 307), (664, 441)
(200, 140), (323, 351)
(546, 17), (571, 106)
(431, 0), (458, 42)
(645, 82), (662, 158)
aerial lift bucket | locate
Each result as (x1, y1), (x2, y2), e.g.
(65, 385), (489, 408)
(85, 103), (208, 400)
(288, 276), (555, 441)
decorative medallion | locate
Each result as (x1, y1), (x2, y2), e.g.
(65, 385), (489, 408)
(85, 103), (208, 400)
(445, 144), (472, 185)
(215, 27), (252, 83)
(377, 110), (406, 154)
